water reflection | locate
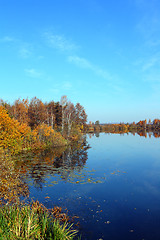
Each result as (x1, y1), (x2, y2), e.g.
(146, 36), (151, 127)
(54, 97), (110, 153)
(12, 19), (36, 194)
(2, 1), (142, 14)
(0, 154), (29, 204)
(88, 130), (160, 138)
(14, 137), (91, 190)
(1, 130), (160, 204)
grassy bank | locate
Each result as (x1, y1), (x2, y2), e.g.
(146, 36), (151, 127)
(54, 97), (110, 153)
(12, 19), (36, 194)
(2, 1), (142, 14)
(0, 201), (79, 240)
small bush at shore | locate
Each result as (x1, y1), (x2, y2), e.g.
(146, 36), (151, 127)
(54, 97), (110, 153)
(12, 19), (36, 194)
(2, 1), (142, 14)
(0, 201), (78, 240)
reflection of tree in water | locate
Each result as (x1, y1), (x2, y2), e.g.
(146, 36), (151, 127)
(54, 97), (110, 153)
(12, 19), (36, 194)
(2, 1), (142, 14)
(53, 140), (89, 181)
(15, 137), (90, 189)
(30, 167), (46, 190)
(0, 154), (29, 204)
(54, 142), (88, 170)
(90, 130), (159, 139)
(95, 132), (100, 138)
(130, 130), (160, 138)
(136, 129), (147, 138)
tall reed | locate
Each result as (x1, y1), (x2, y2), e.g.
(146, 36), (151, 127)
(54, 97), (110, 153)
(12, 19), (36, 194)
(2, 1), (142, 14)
(0, 202), (78, 240)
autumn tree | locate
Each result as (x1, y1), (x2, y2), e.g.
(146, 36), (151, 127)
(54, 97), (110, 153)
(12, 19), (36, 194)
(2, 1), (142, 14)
(143, 119), (147, 128)
(54, 102), (62, 127)
(61, 99), (87, 137)
(95, 120), (100, 125)
(64, 102), (76, 137)
(148, 119), (152, 124)
(11, 98), (29, 124)
(0, 99), (12, 117)
(75, 103), (87, 125)
(153, 119), (160, 125)
(28, 97), (47, 128)
(0, 106), (32, 154)
(45, 101), (56, 128)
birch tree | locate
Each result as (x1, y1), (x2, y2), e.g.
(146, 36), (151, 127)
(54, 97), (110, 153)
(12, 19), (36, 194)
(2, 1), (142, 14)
(60, 95), (67, 135)
(64, 102), (76, 137)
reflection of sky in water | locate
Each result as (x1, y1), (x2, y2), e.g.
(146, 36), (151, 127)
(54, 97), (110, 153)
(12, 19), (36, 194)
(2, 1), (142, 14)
(25, 133), (160, 240)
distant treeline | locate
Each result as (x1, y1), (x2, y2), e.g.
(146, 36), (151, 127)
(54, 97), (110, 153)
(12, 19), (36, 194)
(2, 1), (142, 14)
(86, 119), (160, 138)
(0, 96), (87, 154)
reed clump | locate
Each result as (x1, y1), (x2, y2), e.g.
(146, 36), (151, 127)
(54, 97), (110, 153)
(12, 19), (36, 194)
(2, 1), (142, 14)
(0, 201), (78, 240)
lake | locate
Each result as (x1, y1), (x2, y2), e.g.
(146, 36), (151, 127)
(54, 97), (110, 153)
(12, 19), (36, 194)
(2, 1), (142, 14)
(14, 133), (160, 239)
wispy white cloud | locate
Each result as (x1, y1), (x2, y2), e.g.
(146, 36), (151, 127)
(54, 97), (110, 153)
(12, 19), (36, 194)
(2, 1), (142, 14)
(133, 52), (160, 74)
(25, 68), (42, 78)
(134, 0), (154, 10)
(137, 17), (160, 43)
(43, 31), (116, 82)
(50, 81), (73, 95)
(1, 35), (34, 59)
(44, 31), (78, 52)
(146, 39), (160, 47)
(62, 81), (72, 90)
(0, 36), (15, 42)
(143, 72), (160, 83)
(142, 55), (160, 72)
(135, 0), (160, 49)
(68, 55), (113, 81)
(131, 0), (160, 92)
(50, 88), (60, 95)
(19, 46), (32, 58)
(68, 56), (92, 69)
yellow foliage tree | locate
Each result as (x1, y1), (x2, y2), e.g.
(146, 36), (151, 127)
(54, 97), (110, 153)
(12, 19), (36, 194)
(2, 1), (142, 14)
(0, 106), (32, 154)
(0, 106), (67, 154)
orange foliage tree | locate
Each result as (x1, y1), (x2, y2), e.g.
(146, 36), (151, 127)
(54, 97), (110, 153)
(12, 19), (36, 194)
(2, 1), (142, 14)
(11, 98), (29, 124)
(0, 106), (33, 154)
(33, 123), (67, 147)
(0, 105), (67, 154)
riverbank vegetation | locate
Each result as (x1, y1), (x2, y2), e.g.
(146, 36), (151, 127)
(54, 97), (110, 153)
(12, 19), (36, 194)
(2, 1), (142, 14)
(0, 201), (79, 240)
(0, 96), (87, 155)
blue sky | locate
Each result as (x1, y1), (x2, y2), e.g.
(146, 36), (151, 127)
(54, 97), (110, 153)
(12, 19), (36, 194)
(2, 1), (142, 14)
(1, 0), (160, 123)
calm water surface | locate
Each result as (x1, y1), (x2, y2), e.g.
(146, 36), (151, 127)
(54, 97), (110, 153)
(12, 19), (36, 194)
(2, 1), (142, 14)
(18, 133), (160, 240)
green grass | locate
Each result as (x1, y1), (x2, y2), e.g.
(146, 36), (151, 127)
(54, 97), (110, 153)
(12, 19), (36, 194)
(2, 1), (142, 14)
(0, 202), (79, 240)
